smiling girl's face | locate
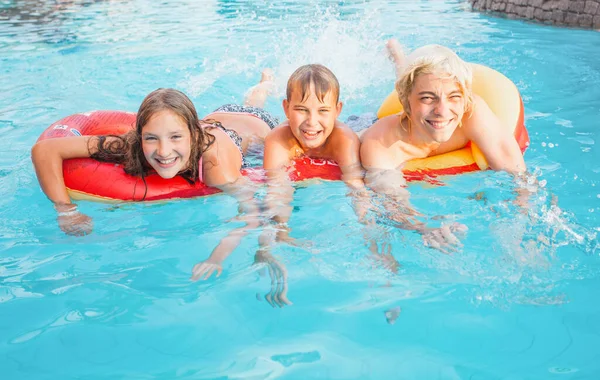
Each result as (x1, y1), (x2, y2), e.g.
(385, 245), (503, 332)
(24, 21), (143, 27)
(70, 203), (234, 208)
(141, 110), (192, 178)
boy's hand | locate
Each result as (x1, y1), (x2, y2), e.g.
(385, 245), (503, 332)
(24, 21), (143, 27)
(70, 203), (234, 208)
(255, 249), (292, 307)
(368, 241), (400, 273)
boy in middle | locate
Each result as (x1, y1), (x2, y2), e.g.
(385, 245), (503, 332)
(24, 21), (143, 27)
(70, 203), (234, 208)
(262, 64), (364, 231)
(264, 64), (364, 190)
(255, 65), (365, 306)
(255, 64), (364, 307)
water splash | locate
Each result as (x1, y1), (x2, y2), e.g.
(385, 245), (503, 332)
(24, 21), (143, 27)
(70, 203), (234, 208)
(181, 4), (392, 105)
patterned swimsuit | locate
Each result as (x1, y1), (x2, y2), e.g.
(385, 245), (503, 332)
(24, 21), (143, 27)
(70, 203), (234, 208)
(198, 104), (280, 182)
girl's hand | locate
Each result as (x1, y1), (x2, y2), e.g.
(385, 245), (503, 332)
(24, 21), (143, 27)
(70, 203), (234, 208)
(191, 259), (223, 281)
(56, 205), (93, 236)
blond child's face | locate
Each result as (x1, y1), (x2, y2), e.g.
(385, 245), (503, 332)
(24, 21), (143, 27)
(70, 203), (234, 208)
(407, 73), (465, 143)
(283, 84), (342, 151)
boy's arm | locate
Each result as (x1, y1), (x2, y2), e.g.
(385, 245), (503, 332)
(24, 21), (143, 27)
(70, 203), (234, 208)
(262, 128), (296, 241)
(462, 95), (526, 174)
(331, 123), (364, 190)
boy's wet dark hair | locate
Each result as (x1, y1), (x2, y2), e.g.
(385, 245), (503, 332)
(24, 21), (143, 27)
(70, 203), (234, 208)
(286, 64), (340, 103)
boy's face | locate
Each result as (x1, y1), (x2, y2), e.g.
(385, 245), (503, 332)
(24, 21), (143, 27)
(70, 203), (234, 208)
(283, 83), (342, 151)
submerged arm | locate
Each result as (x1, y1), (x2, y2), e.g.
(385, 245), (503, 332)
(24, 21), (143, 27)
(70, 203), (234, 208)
(191, 144), (263, 280)
(190, 175), (263, 281)
(331, 123), (370, 221)
(361, 138), (464, 253)
(261, 129), (297, 241)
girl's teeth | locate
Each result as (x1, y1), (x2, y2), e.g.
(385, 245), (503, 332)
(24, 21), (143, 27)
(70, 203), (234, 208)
(158, 158), (176, 164)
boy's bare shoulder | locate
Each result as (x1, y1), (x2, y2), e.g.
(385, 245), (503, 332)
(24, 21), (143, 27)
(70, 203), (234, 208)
(332, 120), (360, 142)
(266, 123), (297, 149)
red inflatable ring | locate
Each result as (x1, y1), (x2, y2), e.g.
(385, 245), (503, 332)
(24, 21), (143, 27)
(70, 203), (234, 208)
(37, 111), (344, 202)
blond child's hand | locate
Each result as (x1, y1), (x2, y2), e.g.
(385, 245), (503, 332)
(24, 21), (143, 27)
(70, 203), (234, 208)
(420, 222), (468, 254)
(368, 240), (400, 274)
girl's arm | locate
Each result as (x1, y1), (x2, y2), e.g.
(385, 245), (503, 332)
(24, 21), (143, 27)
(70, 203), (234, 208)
(31, 135), (121, 236)
(191, 176), (262, 281)
(191, 136), (261, 280)
(31, 136), (97, 205)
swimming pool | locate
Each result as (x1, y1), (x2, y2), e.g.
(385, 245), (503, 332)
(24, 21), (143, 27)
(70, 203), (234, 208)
(1, 0), (599, 378)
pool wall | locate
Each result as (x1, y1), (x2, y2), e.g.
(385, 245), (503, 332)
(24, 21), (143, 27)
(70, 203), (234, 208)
(469, 0), (600, 29)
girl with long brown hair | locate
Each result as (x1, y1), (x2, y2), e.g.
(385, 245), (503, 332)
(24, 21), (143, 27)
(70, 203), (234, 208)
(32, 70), (278, 279)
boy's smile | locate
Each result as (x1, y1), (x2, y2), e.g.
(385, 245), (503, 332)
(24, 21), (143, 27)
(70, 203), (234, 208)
(283, 83), (342, 152)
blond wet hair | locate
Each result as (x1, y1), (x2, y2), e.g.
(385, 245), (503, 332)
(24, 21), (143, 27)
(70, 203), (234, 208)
(395, 44), (473, 118)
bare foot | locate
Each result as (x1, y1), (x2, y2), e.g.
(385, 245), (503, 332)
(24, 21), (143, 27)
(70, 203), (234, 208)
(244, 68), (276, 108)
(260, 68), (274, 83)
(386, 39), (405, 79)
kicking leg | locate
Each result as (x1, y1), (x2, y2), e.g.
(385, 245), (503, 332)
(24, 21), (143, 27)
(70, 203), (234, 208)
(244, 68), (275, 108)
(386, 39), (406, 80)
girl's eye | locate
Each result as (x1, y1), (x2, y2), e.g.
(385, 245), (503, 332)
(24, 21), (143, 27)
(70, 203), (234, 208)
(144, 136), (157, 141)
(171, 135), (182, 140)
(420, 97), (434, 103)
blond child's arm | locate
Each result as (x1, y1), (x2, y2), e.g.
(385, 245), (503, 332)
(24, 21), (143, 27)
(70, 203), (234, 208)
(463, 95), (526, 174)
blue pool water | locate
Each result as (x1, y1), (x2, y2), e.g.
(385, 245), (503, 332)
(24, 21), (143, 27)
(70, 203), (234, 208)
(1, 0), (600, 378)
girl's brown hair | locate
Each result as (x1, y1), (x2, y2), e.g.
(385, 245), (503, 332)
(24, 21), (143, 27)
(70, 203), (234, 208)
(91, 88), (216, 192)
